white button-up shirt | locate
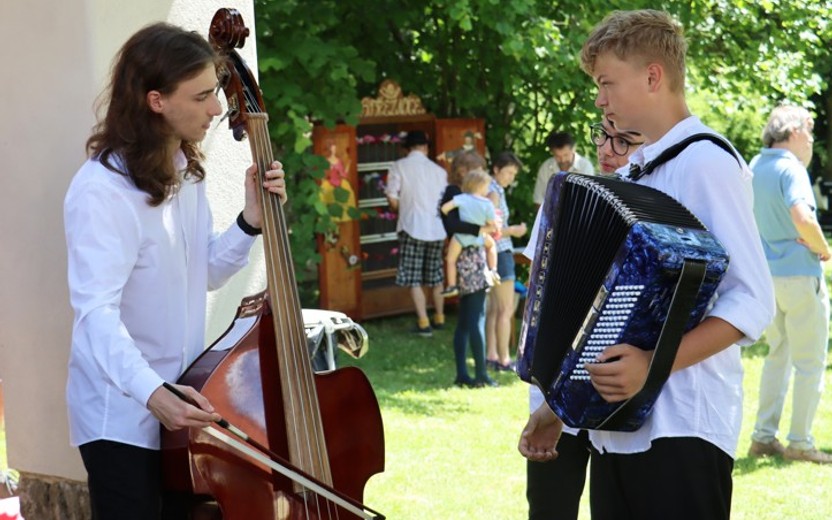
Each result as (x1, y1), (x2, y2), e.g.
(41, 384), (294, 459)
(524, 116), (774, 458)
(385, 150), (448, 241)
(533, 152), (596, 205)
(64, 154), (256, 449)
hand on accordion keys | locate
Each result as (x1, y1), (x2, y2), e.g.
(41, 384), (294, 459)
(585, 343), (652, 403)
(518, 403), (563, 462)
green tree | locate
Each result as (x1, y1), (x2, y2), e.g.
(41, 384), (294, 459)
(254, 0), (374, 302)
(252, 0), (832, 304)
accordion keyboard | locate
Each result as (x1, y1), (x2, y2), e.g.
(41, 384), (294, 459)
(571, 285), (644, 381)
(517, 172), (730, 430)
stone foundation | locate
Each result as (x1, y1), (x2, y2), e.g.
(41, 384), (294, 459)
(16, 472), (90, 520)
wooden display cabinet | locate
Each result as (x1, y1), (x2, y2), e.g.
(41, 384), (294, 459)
(314, 80), (486, 320)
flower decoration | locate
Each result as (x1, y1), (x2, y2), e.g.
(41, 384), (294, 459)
(357, 135), (377, 145)
(357, 133), (408, 145)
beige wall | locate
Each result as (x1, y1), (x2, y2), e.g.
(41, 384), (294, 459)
(0, 0), (264, 481)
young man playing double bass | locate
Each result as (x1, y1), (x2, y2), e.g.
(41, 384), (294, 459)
(64, 22), (286, 519)
(519, 9), (774, 520)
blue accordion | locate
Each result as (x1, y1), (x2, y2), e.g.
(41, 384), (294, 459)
(517, 173), (729, 431)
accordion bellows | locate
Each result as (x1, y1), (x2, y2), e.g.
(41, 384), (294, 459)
(517, 173), (729, 431)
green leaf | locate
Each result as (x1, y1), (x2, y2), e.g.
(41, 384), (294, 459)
(333, 186), (350, 203)
(327, 203), (345, 217)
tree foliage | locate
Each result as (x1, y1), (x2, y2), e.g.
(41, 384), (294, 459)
(253, 0), (832, 305)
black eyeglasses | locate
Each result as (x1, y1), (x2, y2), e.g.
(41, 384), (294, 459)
(589, 123), (644, 157)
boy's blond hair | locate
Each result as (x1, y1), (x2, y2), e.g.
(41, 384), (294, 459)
(580, 10), (687, 93)
(461, 169), (491, 194)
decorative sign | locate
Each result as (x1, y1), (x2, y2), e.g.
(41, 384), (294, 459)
(361, 80), (426, 117)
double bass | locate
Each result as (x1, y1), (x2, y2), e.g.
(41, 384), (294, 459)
(161, 9), (385, 519)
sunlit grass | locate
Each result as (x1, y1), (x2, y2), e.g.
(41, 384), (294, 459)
(344, 308), (832, 520)
(3, 268), (829, 517)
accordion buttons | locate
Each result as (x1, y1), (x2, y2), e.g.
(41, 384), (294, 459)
(569, 283), (644, 381)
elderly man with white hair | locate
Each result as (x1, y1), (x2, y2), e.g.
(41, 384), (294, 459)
(748, 104), (832, 464)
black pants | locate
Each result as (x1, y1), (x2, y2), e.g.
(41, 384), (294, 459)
(527, 430), (590, 520)
(589, 437), (733, 520)
(80, 440), (191, 520)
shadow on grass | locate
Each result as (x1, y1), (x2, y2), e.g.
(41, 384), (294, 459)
(734, 448), (832, 476)
(343, 313), (832, 417)
(733, 454), (789, 476)
(337, 312), (520, 416)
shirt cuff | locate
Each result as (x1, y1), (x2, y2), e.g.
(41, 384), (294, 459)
(128, 367), (166, 407)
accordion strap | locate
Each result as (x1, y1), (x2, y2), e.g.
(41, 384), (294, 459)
(628, 133), (740, 181)
(597, 259), (707, 430)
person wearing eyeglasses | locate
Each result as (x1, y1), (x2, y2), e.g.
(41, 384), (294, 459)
(591, 120), (645, 174)
(523, 118), (643, 520)
(532, 131), (595, 208)
(522, 10), (774, 520)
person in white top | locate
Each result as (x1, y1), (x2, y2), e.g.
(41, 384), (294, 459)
(385, 131), (449, 336)
(525, 118), (644, 520)
(64, 23), (286, 519)
(518, 10), (774, 520)
(532, 131), (595, 207)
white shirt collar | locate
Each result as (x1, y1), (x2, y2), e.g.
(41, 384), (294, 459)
(627, 115), (703, 169)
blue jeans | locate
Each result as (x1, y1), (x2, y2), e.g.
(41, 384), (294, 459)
(453, 288), (488, 381)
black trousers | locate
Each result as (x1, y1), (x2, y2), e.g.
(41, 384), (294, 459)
(589, 437), (733, 520)
(79, 440), (191, 520)
(527, 430), (591, 520)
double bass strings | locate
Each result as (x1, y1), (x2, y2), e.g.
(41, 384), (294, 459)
(248, 111), (343, 518)
(226, 40), (341, 516)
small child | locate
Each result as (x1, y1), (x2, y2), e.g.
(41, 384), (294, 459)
(440, 169), (500, 298)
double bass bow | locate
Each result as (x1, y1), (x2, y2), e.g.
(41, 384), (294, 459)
(161, 8), (385, 519)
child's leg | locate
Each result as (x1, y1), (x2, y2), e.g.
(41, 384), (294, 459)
(445, 239), (462, 288)
(484, 234), (498, 271)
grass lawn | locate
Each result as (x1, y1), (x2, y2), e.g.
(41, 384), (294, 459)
(342, 311), (832, 520)
(1, 304), (829, 518)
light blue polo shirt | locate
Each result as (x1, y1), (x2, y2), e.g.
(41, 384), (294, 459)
(750, 148), (822, 277)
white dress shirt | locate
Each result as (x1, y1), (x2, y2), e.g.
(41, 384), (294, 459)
(64, 154), (256, 449)
(385, 150), (448, 241)
(523, 117), (774, 458)
(532, 152), (595, 205)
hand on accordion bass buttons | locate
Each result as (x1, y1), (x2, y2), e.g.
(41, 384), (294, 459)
(585, 343), (652, 403)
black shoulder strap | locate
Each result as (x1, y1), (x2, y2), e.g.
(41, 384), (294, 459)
(628, 133), (741, 181)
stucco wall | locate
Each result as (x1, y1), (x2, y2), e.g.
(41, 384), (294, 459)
(0, 0), (264, 483)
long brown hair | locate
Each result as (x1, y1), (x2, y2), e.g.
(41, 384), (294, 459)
(86, 23), (220, 206)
